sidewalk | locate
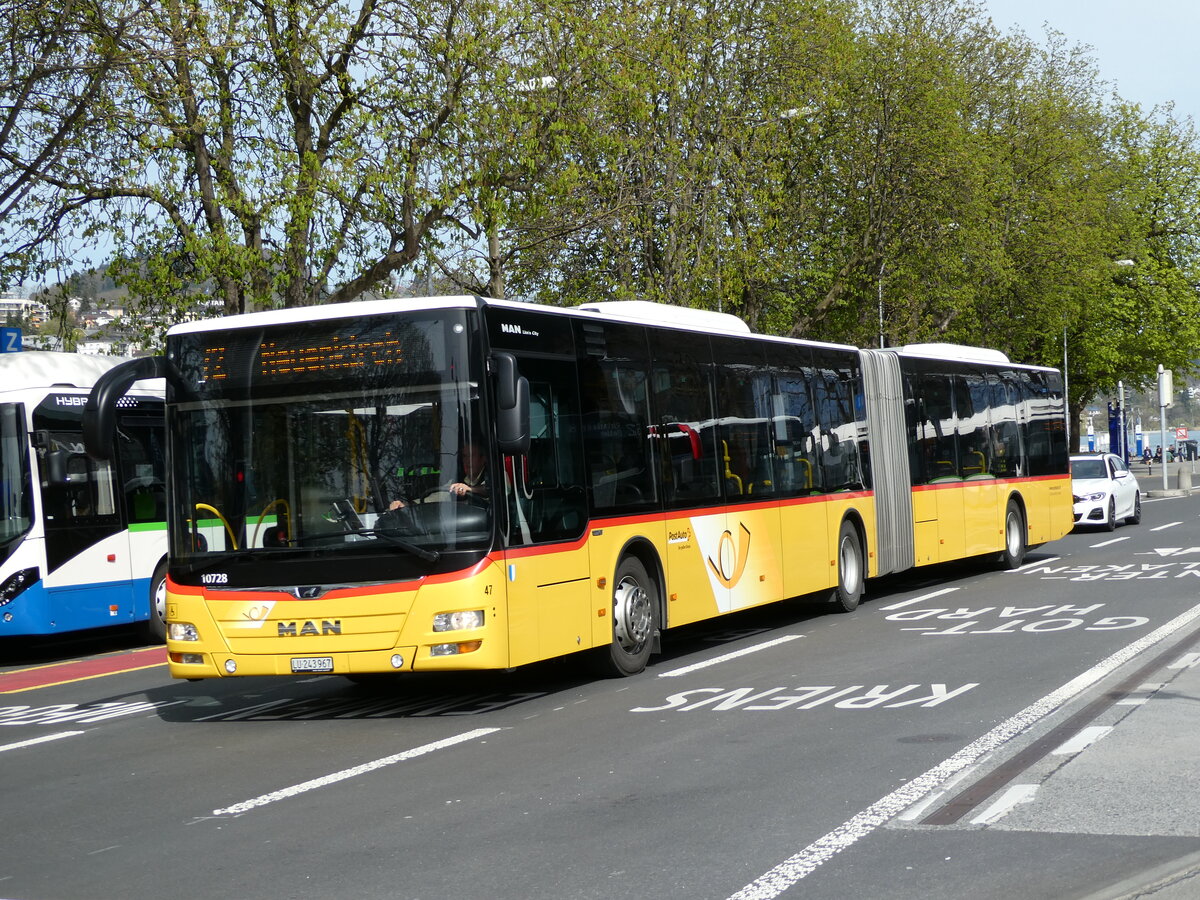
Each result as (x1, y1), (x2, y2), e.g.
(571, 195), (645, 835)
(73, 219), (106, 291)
(994, 631), (1200, 899)
(1132, 459), (1197, 497)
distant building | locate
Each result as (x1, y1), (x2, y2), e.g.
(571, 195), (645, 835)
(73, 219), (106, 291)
(0, 291), (50, 325)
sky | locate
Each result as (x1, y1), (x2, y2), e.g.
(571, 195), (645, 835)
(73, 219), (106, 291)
(981, 0), (1200, 124)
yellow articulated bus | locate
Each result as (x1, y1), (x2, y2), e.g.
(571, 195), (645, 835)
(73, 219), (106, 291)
(83, 297), (1072, 680)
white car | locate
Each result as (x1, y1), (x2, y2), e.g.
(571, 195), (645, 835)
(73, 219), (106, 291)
(1071, 453), (1141, 530)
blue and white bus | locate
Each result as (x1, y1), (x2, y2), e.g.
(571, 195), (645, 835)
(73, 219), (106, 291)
(0, 351), (167, 641)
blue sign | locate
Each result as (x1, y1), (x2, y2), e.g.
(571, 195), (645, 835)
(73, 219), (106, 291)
(0, 328), (21, 352)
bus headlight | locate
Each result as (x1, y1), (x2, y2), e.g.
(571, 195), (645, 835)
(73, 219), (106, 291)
(0, 567), (39, 607)
(433, 610), (484, 632)
(168, 622), (200, 641)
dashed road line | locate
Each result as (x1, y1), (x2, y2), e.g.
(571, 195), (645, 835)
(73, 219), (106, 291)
(0, 731), (85, 753)
(211, 727), (502, 817)
(1051, 725), (1112, 755)
(878, 588), (960, 612)
(1004, 556), (1061, 574)
(657, 635), (802, 678)
(969, 784), (1038, 825)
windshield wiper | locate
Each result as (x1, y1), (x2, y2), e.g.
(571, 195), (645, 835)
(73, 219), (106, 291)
(345, 528), (440, 563)
(279, 528), (440, 563)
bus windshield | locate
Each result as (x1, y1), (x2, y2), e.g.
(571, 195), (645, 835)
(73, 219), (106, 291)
(167, 310), (491, 584)
(0, 403), (33, 562)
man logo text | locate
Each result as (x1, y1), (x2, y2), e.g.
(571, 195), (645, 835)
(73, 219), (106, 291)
(278, 620), (341, 636)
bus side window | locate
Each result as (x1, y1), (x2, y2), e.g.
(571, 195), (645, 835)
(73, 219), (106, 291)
(811, 349), (864, 492)
(117, 417), (167, 524)
(765, 353), (820, 497)
(39, 441), (118, 523)
(650, 330), (719, 506)
(576, 320), (656, 511)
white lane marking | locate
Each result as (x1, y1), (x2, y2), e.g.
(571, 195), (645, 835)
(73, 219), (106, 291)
(1116, 697), (1148, 706)
(0, 730), (85, 753)
(1169, 653), (1200, 669)
(657, 635), (802, 678)
(725, 602), (1200, 900)
(1152, 522), (1183, 532)
(1090, 537), (1129, 548)
(969, 784), (1038, 825)
(896, 791), (943, 823)
(1005, 556), (1061, 573)
(1052, 726), (1113, 755)
(212, 727), (501, 816)
(879, 588), (959, 612)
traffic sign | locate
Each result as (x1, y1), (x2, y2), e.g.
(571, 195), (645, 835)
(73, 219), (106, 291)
(0, 327), (20, 352)
(1176, 427), (1189, 440)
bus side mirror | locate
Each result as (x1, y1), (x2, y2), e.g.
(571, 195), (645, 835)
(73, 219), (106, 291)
(45, 449), (68, 485)
(492, 352), (530, 455)
(84, 356), (167, 460)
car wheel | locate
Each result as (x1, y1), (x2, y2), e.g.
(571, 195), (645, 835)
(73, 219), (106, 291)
(1105, 497), (1117, 531)
(1129, 492), (1142, 525)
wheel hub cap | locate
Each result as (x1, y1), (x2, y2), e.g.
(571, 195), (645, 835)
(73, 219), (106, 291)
(613, 576), (651, 651)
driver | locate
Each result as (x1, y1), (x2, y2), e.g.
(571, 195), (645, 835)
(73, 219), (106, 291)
(449, 441), (488, 499)
(388, 441), (488, 509)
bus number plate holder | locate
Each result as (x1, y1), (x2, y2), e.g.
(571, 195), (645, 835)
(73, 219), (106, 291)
(291, 656), (334, 674)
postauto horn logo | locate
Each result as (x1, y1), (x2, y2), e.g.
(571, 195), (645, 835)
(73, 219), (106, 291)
(707, 523), (751, 589)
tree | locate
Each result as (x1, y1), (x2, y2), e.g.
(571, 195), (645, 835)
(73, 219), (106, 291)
(27, 0), (525, 342)
(0, 0), (131, 284)
(498, 0), (853, 320)
(1064, 107), (1200, 426)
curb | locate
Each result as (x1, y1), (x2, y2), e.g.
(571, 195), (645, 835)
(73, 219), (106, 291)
(1078, 849), (1200, 900)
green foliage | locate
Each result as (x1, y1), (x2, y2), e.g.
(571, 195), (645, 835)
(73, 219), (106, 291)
(0, 0), (122, 285)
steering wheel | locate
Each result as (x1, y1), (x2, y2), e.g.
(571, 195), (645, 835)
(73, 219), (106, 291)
(376, 504), (420, 536)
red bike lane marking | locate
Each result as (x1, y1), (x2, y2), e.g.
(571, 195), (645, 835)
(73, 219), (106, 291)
(0, 647), (167, 693)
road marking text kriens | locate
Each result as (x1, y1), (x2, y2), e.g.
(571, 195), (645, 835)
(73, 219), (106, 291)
(632, 683), (977, 712)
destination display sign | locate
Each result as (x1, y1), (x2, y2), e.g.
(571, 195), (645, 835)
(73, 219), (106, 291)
(200, 331), (407, 382)
(172, 313), (461, 395)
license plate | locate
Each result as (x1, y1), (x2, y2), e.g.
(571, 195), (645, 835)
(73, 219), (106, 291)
(291, 656), (334, 674)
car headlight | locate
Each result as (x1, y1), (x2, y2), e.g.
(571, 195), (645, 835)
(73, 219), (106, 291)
(1083, 491), (1106, 502)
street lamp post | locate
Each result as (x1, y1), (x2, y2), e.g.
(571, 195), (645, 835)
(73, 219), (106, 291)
(1159, 364), (1171, 492)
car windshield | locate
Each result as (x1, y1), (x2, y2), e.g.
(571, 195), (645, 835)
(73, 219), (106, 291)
(166, 310), (491, 585)
(1072, 458), (1107, 480)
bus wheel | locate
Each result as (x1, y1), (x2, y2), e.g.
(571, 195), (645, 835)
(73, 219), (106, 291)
(830, 520), (864, 613)
(601, 557), (658, 677)
(141, 562), (168, 643)
(999, 499), (1026, 570)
